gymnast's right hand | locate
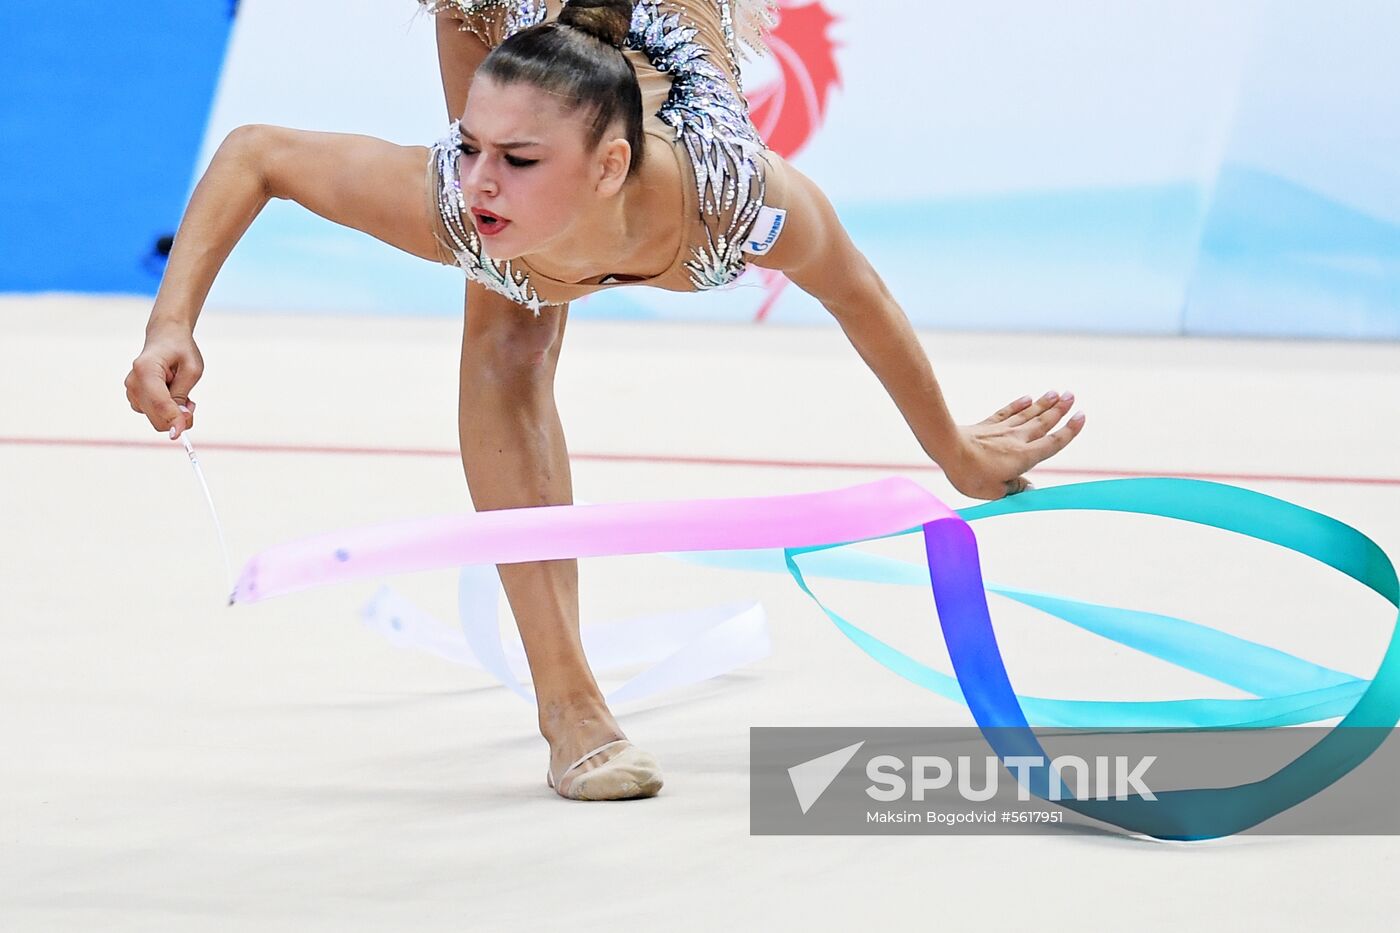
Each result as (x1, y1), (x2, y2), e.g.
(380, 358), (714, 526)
(125, 322), (204, 441)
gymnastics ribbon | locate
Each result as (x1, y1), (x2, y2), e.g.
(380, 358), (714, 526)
(360, 564), (771, 705)
(230, 477), (1400, 839)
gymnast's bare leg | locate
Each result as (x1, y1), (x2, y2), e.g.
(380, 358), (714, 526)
(458, 286), (635, 780)
(438, 17), (657, 797)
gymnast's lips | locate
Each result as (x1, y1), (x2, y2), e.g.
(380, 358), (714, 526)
(470, 208), (511, 237)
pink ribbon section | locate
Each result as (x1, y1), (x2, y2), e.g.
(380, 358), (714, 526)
(230, 477), (955, 604)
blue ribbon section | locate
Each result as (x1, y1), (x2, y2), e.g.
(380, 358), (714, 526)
(679, 477), (1399, 838)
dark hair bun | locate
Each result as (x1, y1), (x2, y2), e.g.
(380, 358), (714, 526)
(558, 0), (634, 50)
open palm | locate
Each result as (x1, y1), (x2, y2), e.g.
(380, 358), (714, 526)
(942, 391), (1086, 501)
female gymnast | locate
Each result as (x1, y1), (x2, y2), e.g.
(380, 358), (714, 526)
(124, 0), (1086, 801)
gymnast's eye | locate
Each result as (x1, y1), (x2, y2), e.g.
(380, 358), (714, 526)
(505, 155), (539, 168)
(457, 143), (479, 157)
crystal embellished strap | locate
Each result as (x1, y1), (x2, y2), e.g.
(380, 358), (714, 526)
(418, 0), (550, 48)
(630, 2), (771, 291)
(727, 0), (778, 61)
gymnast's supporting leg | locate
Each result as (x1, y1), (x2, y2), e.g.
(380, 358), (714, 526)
(457, 281), (659, 797)
(436, 13), (656, 798)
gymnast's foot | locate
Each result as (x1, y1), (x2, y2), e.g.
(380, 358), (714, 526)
(540, 697), (663, 800)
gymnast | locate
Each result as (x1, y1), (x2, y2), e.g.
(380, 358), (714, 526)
(124, 0), (1086, 801)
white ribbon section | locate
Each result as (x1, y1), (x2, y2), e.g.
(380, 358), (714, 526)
(173, 439), (771, 697)
(360, 564), (771, 704)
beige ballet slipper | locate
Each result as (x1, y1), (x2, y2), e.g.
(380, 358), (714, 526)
(546, 738), (664, 801)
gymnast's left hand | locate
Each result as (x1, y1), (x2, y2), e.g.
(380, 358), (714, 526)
(941, 391), (1085, 501)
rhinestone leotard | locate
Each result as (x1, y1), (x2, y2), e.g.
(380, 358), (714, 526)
(420, 0), (794, 314)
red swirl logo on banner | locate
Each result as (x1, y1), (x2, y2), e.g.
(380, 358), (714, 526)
(746, 2), (842, 322)
(748, 2), (842, 160)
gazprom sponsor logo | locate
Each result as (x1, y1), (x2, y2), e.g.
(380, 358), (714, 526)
(743, 206), (788, 256)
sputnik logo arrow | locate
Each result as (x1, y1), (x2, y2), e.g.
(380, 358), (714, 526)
(788, 741), (865, 814)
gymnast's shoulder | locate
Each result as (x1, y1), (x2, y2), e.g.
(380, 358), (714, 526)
(741, 152), (889, 317)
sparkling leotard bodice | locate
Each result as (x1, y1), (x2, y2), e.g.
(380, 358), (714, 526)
(420, 0), (794, 314)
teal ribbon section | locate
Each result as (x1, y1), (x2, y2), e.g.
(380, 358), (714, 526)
(678, 477), (1400, 838)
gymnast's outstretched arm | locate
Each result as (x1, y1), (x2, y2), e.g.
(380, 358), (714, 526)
(752, 160), (1086, 501)
(125, 126), (441, 436)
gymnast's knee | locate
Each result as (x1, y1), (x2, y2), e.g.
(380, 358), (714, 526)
(462, 290), (565, 382)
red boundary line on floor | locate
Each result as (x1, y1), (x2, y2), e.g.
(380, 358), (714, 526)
(3, 434), (1398, 488)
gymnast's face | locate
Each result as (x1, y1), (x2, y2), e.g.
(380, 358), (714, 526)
(456, 76), (631, 261)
